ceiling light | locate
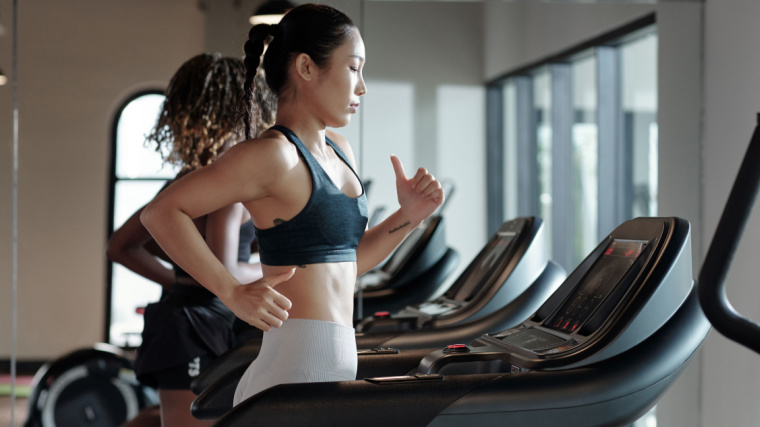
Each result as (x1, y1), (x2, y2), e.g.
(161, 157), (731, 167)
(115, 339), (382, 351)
(249, 0), (294, 26)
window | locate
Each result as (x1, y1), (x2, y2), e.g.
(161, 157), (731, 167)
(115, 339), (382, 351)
(534, 69), (554, 258)
(487, 15), (657, 271)
(107, 91), (177, 347)
(621, 33), (658, 219)
(571, 55), (599, 266)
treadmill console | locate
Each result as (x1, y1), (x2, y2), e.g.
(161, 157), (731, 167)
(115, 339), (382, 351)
(355, 217), (536, 333)
(403, 218), (527, 319)
(410, 229), (519, 317)
(546, 240), (647, 334)
(483, 239), (649, 356)
(418, 217), (693, 373)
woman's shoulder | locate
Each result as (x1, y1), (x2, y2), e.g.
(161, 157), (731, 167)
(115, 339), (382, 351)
(226, 131), (300, 170)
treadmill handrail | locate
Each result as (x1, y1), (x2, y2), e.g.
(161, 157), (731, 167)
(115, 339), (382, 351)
(698, 113), (760, 355)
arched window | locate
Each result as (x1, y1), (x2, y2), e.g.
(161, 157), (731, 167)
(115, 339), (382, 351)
(106, 91), (180, 347)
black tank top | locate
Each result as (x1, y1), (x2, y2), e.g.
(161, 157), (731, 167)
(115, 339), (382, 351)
(254, 125), (369, 266)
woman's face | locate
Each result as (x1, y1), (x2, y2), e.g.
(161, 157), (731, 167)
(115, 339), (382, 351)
(310, 28), (367, 128)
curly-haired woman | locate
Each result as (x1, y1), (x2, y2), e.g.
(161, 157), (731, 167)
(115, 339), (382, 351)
(108, 52), (274, 426)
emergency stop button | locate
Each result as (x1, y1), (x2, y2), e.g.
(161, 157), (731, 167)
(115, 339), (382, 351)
(443, 344), (470, 353)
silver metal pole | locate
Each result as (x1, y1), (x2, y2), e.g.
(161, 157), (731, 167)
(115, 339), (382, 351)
(10, 0), (19, 424)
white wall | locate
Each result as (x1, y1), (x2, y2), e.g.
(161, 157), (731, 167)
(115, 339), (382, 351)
(360, 1), (487, 282)
(702, 0), (760, 425)
(484, 2), (656, 81)
(0, 0), (205, 359)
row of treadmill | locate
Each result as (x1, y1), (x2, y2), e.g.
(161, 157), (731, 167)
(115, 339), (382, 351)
(191, 215), (705, 427)
(25, 213), (708, 427)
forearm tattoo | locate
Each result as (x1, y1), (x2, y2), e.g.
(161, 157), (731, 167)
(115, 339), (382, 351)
(389, 221), (411, 234)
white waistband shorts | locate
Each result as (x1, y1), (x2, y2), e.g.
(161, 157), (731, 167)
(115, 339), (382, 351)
(233, 318), (357, 406)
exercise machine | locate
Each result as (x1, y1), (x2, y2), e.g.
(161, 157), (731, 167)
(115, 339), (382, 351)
(24, 343), (157, 427)
(213, 216), (708, 426)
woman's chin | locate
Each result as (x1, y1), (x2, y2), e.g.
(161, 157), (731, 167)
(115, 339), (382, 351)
(327, 116), (352, 129)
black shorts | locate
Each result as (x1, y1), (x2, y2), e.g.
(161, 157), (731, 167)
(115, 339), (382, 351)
(150, 353), (214, 390)
(134, 284), (236, 390)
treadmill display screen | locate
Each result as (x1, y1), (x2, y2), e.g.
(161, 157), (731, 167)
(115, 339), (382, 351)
(450, 231), (516, 300)
(546, 239), (648, 333)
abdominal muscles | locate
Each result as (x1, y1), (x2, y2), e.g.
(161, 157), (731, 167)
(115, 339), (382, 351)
(262, 262), (357, 327)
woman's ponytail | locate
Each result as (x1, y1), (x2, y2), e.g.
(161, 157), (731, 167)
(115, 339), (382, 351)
(242, 24), (275, 139)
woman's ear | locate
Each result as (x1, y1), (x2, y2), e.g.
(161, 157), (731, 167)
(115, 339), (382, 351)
(294, 53), (315, 82)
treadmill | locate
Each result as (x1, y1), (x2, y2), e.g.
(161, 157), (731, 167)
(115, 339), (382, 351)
(213, 216), (709, 426)
(190, 217), (566, 419)
(356, 217), (558, 333)
(351, 217), (566, 350)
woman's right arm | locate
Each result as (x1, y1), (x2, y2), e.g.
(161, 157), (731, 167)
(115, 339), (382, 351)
(205, 202), (263, 284)
(140, 140), (294, 330)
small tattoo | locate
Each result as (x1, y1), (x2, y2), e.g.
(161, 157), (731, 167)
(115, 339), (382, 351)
(389, 221), (411, 234)
(273, 218), (285, 226)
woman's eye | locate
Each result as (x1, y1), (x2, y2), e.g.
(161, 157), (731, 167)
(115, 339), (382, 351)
(350, 67), (359, 72)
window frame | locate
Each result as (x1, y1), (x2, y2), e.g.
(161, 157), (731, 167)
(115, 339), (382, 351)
(105, 89), (166, 345)
(486, 13), (657, 270)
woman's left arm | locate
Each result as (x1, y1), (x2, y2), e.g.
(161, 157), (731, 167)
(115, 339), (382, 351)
(355, 155), (444, 276)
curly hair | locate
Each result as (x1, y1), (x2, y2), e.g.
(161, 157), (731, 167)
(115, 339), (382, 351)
(146, 53), (275, 171)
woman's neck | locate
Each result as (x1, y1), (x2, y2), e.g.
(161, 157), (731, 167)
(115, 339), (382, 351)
(275, 102), (327, 150)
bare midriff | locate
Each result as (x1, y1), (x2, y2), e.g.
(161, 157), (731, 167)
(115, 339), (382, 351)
(262, 262), (357, 328)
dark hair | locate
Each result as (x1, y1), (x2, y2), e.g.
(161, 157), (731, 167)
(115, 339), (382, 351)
(242, 3), (357, 139)
(147, 53), (254, 171)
